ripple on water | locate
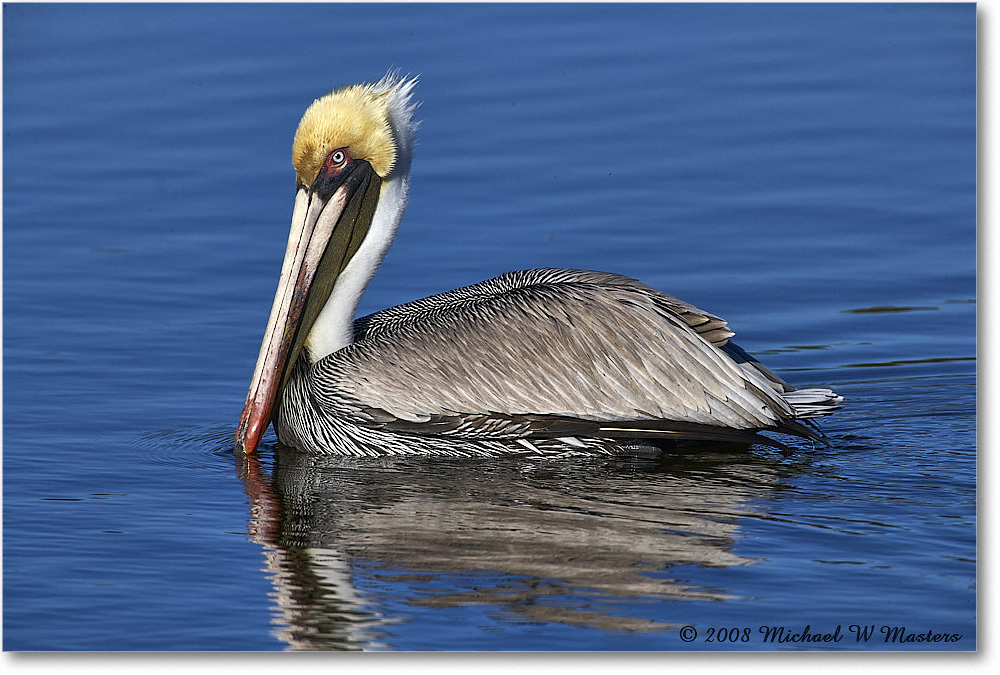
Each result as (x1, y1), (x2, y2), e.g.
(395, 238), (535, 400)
(128, 424), (249, 483)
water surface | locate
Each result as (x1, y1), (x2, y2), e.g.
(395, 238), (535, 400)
(3, 3), (976, 650)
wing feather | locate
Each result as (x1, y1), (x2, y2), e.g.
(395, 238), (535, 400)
(314, 269), (797, 440)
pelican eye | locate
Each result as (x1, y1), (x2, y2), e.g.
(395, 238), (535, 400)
(325, 148), (350, 172)
(312, 147), (359, 196)
(315, 148), (352, 189)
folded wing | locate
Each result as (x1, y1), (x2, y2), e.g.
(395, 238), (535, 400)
(311, 269), (822, 442)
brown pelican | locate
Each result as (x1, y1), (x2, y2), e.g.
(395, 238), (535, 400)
(235, 73), (841, 457)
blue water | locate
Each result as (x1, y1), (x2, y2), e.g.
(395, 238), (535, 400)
(3, 3), (975, 651)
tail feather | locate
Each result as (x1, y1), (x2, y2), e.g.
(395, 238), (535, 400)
(782, 388), (843, 419)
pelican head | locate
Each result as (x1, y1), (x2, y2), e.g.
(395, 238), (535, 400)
(236, 73), (418, 454)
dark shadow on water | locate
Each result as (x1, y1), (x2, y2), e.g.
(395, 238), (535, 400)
(232, 437), (836, 650)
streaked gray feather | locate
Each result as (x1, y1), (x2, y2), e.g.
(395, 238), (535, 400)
(302, 270), (830, 443)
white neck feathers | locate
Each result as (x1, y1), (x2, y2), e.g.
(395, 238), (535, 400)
(303, 75), (419, 362)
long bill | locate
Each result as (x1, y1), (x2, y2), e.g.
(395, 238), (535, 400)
(235, 161), (381, 453)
